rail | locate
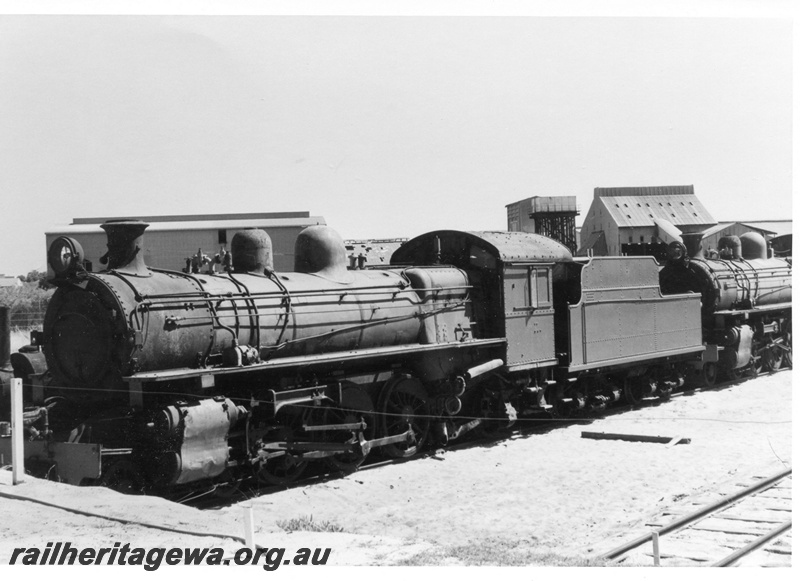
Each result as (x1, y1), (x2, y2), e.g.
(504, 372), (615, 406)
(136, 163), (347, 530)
(600, 467), (792, 564)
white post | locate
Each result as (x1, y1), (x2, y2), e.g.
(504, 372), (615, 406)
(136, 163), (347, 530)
(11, 377), (24, 484)
(243, 505), (255, 549)
(651, 531), (660, 566)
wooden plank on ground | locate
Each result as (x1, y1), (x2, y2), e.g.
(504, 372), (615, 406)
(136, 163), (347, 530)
(581, 431), (691, 445)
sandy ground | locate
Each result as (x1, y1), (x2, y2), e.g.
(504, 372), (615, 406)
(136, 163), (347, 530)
(0, 370), (792, 569)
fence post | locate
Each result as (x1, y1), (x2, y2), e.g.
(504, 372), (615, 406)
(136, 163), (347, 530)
(243, 505), (255, 549)
(651, 531), (660, 566)
(11, 377), (24, 484)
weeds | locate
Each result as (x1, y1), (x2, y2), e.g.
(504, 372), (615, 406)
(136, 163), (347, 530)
(396, 538), (603, 567)
(276, 515), (346, 533)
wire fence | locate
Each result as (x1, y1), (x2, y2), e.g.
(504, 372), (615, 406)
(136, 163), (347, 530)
(6, 309), (46, 329)
(0, 290), (49, 329)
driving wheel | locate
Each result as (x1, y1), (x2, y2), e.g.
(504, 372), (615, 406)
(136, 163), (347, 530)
(378, 375), (430, 458)
(322, 386), (376, 472)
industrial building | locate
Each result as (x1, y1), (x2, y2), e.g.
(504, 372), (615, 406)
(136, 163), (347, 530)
(506, 196), (580, 253)
(699, 220), (792, 258)
(577, 185), (716, 257)
(0, 275), (21, 288)
(46, 212), (326, 276)
(344, 239), (407, 269)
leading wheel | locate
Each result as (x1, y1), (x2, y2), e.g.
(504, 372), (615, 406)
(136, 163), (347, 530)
(254, 427), (309, 486)
(322, 386), (376, 473)
(252, 411), (309, 486)
(727, 365), (745, 381)
(378, 376), (430, 459)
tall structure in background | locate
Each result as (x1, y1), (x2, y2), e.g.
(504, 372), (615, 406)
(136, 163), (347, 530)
(578, 185), (716, 258)
(506, 196), (579, 253)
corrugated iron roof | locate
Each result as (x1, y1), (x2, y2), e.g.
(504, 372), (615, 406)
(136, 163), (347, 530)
(46, 217), (326, 235)
(577, 231), (606, 255)
(594, 185), (695, 197)
(71, 212), (311, 224)
(391, 230), (572, 264)
(599, 194), (715, 228)
(738, 221), (792, 237)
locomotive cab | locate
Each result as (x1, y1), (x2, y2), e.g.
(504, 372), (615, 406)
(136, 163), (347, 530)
(393, 230), (573, 372)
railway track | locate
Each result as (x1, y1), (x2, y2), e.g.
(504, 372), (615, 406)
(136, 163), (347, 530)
(601, 467), (792, 566)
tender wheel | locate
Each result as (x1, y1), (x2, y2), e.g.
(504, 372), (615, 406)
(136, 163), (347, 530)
(701, 362), (717, 386)
(101, 460), (145, 494)
(322, 386), (376, 473)
(623, 378), (644, 405)
(378, 375), (430, 458)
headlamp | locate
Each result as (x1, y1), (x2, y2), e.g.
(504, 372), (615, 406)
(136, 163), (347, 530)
(48, 236), (85, 277)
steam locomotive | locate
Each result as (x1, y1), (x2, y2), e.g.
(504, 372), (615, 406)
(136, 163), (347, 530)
(660, 231), (792, 379)
(0, 220), (791, 492)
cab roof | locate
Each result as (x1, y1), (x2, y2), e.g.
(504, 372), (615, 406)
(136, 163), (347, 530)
(391, 230), (573, 266)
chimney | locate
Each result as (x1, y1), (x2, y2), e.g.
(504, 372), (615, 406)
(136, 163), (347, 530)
(100, 220), (150, 275)
(681, 232), (705, 260)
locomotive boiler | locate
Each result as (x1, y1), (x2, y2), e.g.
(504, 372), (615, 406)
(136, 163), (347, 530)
(43, 222), (459, 388)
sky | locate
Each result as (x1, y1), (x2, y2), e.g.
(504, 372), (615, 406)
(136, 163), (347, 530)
(0, 3), (794, 276)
